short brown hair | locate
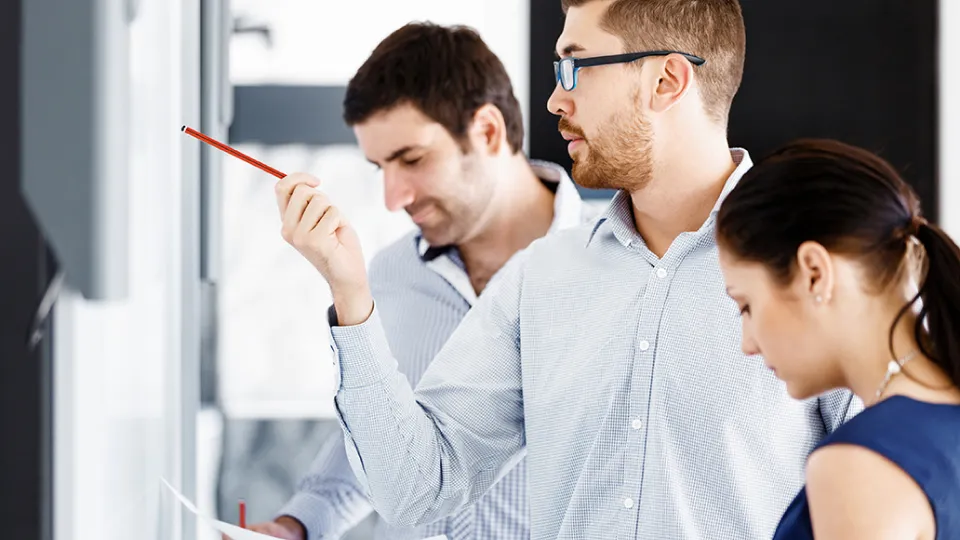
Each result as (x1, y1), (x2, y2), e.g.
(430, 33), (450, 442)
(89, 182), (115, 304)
(561, 0), (746, 124)
(343, 23), (524, 154)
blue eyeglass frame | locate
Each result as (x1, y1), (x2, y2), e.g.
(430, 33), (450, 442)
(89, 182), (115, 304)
(553, 50), (706, 91)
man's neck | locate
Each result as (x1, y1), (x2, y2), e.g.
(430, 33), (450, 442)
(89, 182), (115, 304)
(458, 156), (556, 294)
(630, 139), (737, 258)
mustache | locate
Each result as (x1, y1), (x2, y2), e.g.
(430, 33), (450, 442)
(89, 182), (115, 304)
(557, 118), (586, 140)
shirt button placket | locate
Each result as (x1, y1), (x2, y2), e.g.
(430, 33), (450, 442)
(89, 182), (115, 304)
(623, 264), (671, 536)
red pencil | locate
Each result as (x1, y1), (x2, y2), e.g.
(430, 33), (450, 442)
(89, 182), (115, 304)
(239, 499), (246, 528)
(181, 125), (287, 179)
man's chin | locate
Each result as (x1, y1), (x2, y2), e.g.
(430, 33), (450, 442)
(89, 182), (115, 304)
(571, 161), (616, 190)
(419, 228), (458, 248)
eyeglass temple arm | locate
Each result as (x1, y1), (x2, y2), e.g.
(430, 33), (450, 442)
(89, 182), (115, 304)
(574, 51), (706, 67)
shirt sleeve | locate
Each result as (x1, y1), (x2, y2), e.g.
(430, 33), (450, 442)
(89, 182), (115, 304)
(277, 431), (375, 540)
(328, 250), (529, 527)
(818, 387), (865, 434)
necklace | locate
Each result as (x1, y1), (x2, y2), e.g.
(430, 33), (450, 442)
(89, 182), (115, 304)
(874, 350), (916, 401)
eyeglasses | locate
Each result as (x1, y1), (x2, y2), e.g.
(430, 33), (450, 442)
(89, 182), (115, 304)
(553, 50), (706, 91)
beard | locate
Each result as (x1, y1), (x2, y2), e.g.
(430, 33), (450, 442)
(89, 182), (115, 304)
(560, 104), (654, 192)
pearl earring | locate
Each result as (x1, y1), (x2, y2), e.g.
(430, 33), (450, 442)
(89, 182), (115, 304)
(815, 295), (823, 304)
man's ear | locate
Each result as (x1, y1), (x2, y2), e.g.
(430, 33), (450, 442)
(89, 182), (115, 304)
(468, 103), (507, 155)
(649, 54), (695, 114)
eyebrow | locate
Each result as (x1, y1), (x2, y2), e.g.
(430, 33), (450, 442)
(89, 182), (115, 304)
(367, 145), (421, 167)
(555, 42), (586, 58)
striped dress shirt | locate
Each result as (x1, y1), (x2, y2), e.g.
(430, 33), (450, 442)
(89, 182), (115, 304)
(280, 161), (589, 540)
(328, 149), (863, 540)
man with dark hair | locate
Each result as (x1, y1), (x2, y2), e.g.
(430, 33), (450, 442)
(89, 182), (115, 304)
(274, 1), (862, 539)
(237, 22), (590, 540)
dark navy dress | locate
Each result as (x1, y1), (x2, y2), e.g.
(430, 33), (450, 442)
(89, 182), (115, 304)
(773, 395), (960, 539)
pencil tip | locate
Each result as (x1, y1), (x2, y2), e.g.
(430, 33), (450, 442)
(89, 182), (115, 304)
(180, 125), (186, 132)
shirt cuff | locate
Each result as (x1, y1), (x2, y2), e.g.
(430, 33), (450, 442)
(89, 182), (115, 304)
(278, 491), (342, 540)
(329, 304), (396, 390)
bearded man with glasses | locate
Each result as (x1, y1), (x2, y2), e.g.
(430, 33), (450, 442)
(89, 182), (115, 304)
(271, 1), (864, 539)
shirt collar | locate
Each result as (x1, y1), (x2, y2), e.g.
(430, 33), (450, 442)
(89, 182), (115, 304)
(586, 148), (752, 247)
(418, 159), (584, 259)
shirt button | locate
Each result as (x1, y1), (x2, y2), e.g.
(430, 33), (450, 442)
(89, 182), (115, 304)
(623, 497), (634, 509)
(656, 268), (668, 279)
(632, 418), (643, 430)
(638, 340), (649, 351)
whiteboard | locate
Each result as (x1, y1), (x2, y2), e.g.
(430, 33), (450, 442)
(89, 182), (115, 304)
(50, 0), (202, 539)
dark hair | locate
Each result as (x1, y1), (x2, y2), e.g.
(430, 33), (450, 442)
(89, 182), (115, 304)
(716, 138), (960, 390)
(560, 0), (746, 125)
(343, 22), (524, 154)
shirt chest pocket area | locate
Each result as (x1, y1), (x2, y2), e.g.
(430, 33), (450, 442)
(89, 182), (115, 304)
(521, 295), (642, 414)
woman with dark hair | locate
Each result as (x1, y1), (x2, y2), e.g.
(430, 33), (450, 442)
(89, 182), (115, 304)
(715, 138), (960, 539)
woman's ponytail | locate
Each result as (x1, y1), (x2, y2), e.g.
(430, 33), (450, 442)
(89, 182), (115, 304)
(911, 219), (960, 388)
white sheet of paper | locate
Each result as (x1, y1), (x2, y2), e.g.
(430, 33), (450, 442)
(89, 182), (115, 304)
(161, 477), (280, 540)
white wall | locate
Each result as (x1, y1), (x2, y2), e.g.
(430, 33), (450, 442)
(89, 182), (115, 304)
(52, 1), (200, 539)
(940, 1), (960, 237)
(229, 0), (531, 149)
(217, 145), (413, 418)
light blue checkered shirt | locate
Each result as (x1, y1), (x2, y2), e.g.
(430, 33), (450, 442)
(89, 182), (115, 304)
(329, 149), (862, 540)
(280, 161), (589, 540)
